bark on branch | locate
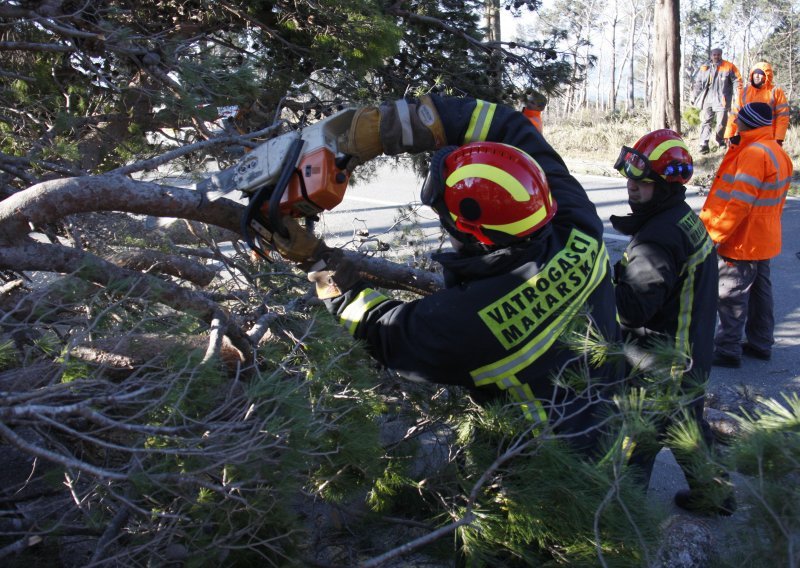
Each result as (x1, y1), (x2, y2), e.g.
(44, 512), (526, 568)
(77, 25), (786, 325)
(0, 175), (243, 244)
(0, 241), (253, 359)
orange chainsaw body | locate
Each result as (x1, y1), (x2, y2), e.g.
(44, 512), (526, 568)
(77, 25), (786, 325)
(271, 145), (351, 218)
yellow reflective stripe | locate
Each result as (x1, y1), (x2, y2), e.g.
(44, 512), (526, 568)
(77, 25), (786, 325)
(338, 288), (389, 336)
(598, 432), (636, 466)
(483, 206), (547, 235)
(446, 163), (529, 201)
(649, 138), (689, 161)
(496, 375), (548, 424)
(473, 239), (609, 385)
(672, 231), (714, 378)
(478, 229), (602, 351)
(465, 99), (496, 142)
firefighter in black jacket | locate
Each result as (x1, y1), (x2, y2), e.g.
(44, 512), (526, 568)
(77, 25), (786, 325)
(611, 129), (734, 514)
(271, 95), (622, 456)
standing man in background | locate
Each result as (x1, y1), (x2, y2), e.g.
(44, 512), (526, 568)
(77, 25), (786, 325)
(700, 102), (793, 368)
(692, 48), (742, 154)
(724, 61), (790, 147)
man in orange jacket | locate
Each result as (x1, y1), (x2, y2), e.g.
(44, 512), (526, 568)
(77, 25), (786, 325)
(724, 61), (790, 146)
(699, 102), (794, 367)
(691, 48), (742, 154)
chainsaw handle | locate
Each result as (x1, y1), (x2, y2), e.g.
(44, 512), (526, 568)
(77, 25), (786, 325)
(268, 136), (306, 238)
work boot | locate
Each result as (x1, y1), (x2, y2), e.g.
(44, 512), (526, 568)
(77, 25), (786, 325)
(712, 352), (741, 368)
(699, 144), (710, 155)
(675, 488), (737, 516)
(742, 343), (771, 361)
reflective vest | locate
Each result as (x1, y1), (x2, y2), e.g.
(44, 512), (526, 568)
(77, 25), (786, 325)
(724, 62), (790, 141)
(699, 126), (793, 260)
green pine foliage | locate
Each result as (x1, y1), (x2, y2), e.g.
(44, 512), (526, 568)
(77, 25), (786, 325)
(451, 403), (661, 566)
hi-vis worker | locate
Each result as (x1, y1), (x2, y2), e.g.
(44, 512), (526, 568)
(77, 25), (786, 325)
(611, 131), (733, 515)
(724, 61), (790, 146)
(271, 95), (622, 456)
(700, 102), (793, 368)
(691, 47), (742, 154)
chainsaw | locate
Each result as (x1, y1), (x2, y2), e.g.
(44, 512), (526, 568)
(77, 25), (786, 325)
(197, 108), (356, 259)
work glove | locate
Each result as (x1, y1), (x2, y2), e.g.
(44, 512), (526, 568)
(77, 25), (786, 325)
(271, 217), (360, 299)
(339, 95), (446, 167)
(271, 216), (328, 269)
(339, 106), (383, 166)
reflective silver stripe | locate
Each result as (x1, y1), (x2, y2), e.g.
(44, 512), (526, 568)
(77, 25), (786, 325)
(721, 172), (791, 191)
(714, 188), (788, 207)
(754, 192), (788, 207)
(729, 190), (757, 204)
(753, 142), (781, 174)
(339, 288), (389, 336)
(394, 99), (414, 147)
(466, 100), (492, 142)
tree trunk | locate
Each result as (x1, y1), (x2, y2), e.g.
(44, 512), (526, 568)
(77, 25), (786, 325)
(484, 0), (503, 98)
(651, 0), (682, 132)
(628, 10), (635, 111)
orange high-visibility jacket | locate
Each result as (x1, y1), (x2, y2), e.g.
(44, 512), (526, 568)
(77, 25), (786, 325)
(699, 126), (793, 260)
(522, 108), (543, 133)
(724, 62), (790, 141)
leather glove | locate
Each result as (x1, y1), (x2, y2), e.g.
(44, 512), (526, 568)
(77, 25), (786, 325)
(379, 94), (446, 155)
(339, 106), (383, 166)
(271, 217), (328, 269)
(307, 250), (361, 300)
(271, 217), (361, 299)
(339, 95), (446, 166)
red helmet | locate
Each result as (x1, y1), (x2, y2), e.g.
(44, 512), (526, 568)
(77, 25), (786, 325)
(615, 129), (693, 184)
(421, 142), (557, 246)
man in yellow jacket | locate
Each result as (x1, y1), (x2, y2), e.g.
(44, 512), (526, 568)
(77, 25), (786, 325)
(724, 61), (790, 146)
(700, 102), (794, 367)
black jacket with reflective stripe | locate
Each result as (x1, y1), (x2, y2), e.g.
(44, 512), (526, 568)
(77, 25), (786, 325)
(324, 96), (621, 446)
(615, 201), (717, 382)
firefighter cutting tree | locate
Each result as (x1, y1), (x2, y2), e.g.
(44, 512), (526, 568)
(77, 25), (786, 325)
(254, 94), (624, 456)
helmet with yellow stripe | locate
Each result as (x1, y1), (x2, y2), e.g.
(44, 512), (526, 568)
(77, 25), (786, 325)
(421, 142), (557, 246)
(615, 129), (693, 184)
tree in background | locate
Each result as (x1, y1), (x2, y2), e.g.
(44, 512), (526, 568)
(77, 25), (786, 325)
(0, 0), (575, 197)
(652, 0), (682, 131)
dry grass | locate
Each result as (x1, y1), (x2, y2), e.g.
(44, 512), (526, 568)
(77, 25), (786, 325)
(544, 107), (800, 194)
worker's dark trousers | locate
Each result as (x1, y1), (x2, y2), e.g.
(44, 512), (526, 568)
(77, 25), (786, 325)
(715, 256), (774, 357)
(699, 106), (729, 147)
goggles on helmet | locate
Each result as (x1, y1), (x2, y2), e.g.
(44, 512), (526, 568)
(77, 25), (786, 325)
(614, 146), (693, 182)
(614, 146), (652, 180)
